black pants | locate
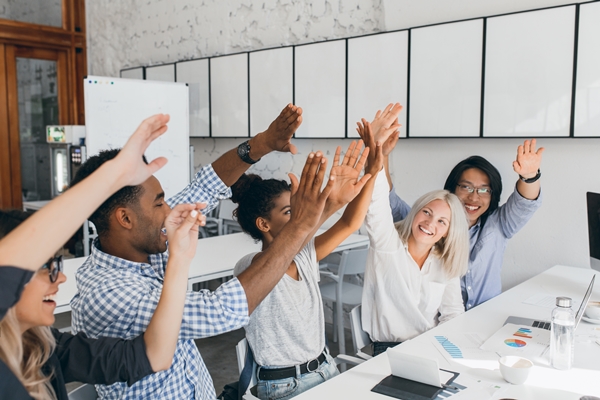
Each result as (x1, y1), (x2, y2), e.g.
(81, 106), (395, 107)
(372, 341), (401, 357)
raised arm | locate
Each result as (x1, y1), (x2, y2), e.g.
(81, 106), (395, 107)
(211, 104), (302, 186)
(143, 203), (206, 371)
(513, 139), (544, 200)
(0, 114), (170, 271)
(237, 151), (334, 313)
(314, 140), (381, 261)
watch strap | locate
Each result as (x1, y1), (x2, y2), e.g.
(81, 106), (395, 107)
(237, 140), (261, 165)
(519, 169), (541, 184)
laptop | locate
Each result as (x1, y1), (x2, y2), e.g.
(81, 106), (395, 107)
(387, 348), (455, 388)
(505, 275), (595, 330)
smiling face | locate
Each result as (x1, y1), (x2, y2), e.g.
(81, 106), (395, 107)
(15, 268), (67, 333)
(130, 176), (171, 255)
(454, 168), (491, 227)
(410, 199), (451, 248)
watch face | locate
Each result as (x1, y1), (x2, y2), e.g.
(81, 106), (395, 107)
(238, 142), (249, 157)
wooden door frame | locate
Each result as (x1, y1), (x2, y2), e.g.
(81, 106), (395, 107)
(5, 46), (71, 208)
(0, 0), (85, 209)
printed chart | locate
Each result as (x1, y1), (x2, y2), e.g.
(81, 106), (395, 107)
(480, 323), (550, 358)
(432, 333), (497, 362)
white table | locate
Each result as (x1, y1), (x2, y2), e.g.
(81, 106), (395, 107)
(295, 265), (600, 399)
(56, 231), (369, 311)
(187, 231), (369, 290)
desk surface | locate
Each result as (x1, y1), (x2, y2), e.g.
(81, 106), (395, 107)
(56, 231), (369, 313)
(295, 265), (600, 399)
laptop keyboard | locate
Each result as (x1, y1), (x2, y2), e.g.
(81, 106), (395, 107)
(532, 321), (551, 330)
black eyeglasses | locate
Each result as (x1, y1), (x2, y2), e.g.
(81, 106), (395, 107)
(41, 255), (63, 283)
(456, 183), (492, 197)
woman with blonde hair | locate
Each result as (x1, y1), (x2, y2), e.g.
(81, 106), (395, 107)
(358, 119), (469, 356)
(0, 114), (206, 399)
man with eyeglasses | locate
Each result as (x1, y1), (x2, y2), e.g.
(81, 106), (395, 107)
(387, 140), (544, 309)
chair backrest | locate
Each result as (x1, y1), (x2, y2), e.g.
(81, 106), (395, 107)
(68, 384), (97, 400)
(338, 247), (368, 276)
(235, 338), (248, 374)
(235, 338), (258, 395)
(349, 304), (373, 360)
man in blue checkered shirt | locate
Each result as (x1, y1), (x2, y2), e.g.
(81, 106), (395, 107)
(68, 105), (354, 399)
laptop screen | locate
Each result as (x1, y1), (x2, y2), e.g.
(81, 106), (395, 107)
(587, 192), (600, 271)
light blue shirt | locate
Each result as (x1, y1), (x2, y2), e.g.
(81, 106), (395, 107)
(389, 185), (542, 308)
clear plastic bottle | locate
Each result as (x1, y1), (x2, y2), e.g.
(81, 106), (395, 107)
(550, 296), (575, 370)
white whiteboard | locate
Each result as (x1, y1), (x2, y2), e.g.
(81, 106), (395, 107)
(347, 31), (408, 139)
(120, 67), (144, 80)
(211, 54), (249, 137)
(145, 64), (175, 82)
(84, 76), (190, 199)
(249, 48), (293, 137)
(574, 2), (600, 138)
(176, 59), (210, 137)
(295, 41), (346, 138)
(484, 6), (575, 137)
(410, 19), (483, 137)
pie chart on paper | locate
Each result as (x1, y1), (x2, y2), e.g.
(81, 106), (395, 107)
(504, 339), (527, 348)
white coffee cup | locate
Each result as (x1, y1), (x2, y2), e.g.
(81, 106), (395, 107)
(585, 302), (600, 320)
(499, 356), (533, 385)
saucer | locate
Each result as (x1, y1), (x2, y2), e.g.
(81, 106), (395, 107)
(582, 316), (600, 325)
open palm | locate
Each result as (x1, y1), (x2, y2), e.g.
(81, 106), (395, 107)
(328, 141), (371, 208)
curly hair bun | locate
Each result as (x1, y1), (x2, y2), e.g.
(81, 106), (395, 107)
(230, 174), (263, 204)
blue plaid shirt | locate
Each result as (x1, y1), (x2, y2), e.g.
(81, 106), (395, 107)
(71, 164), (250, 399)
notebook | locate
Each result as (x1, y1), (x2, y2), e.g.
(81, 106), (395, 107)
(505, 275), (595, 331)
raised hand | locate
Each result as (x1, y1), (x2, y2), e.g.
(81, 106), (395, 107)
(327, 141), (372, 208)
(356, 119), (385, 176)
(165, 203), (207, 263)
(256, 104), (303, 155)
(114, 114), (170, 187)
(513, 139), (545, 179)
(364, 103), (403, 156)
(288, 152), (335, 232)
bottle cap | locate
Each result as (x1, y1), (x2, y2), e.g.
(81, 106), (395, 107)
(556, 296), (572, 307)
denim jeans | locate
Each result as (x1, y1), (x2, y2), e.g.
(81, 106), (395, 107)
(255, 353), (339, 400)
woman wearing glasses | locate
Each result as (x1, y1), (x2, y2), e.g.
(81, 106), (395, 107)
(387, 140), (545, 310)
(0, 115), (207, 400)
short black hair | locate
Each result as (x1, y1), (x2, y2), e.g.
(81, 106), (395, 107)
(0, 209), (33, 239)
(443, 155), (502, 228)
(69, 149), (146, 235)
(231, 174), (291, 241)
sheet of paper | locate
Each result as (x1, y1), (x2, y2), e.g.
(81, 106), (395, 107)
(522, 294), (581, 310)
(480, 323), (550, 358)
(433, 333), (498, 362)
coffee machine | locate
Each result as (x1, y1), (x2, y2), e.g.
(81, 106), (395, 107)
(46, 125), (86, 197)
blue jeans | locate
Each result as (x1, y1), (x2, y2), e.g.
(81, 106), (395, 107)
(256, 353), (339, 400)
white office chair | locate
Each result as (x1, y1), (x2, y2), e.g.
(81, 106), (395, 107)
(349, 304), (373, 361)
(68, 383), (97, 400)
(235, 338), (258, 400)
(319, 247), (368, 356)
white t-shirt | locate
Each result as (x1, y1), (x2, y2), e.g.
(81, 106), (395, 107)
(362, 173), (465, 343)
(233, 239), (325, 367)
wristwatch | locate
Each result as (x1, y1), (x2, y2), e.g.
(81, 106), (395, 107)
(519, 169), (541, 184)
(237, 140), (261, 165)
